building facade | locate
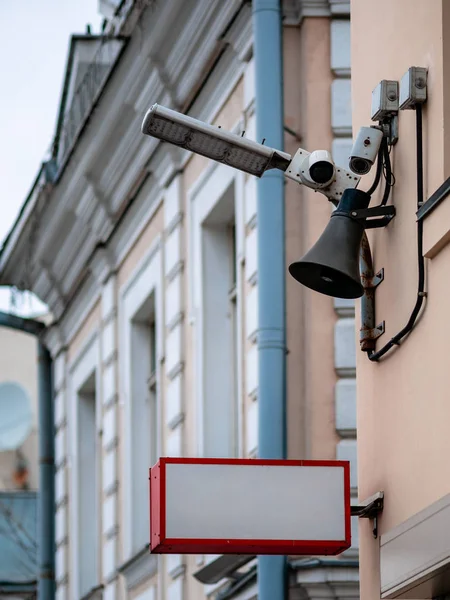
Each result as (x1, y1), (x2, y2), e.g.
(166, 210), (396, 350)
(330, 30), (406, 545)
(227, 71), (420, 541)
(351, 1), (450, 599)
(0, 1), (358, 599)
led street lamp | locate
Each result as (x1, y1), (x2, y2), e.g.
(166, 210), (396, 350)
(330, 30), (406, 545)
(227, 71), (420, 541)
(142, 104), (292, 177)
(141, 104), (362, 202)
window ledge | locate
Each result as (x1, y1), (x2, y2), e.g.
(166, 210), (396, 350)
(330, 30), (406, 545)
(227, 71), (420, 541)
(117, 545), (158, 590)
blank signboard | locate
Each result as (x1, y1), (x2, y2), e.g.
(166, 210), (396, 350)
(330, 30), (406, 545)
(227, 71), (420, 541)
(149, 458), (351, 555)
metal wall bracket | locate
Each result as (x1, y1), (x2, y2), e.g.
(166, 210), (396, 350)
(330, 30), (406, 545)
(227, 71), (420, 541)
(350, 205), (396, 229)
(351, 492), (384, 538)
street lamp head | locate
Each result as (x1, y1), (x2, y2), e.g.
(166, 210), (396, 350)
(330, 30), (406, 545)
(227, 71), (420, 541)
(141, 104), (292, 177)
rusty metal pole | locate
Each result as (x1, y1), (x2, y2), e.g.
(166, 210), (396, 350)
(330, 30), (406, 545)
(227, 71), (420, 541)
(359, 232), (385, 352)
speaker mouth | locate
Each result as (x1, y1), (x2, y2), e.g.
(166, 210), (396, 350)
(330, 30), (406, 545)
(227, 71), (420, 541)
(288, 262), (364, 299)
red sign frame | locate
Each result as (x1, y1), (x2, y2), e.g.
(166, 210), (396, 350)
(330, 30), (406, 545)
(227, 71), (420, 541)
(149, 458), (351, 555)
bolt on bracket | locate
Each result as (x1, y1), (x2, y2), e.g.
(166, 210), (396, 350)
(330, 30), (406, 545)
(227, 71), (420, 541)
(351, 491), (384, 538)
(360, 320), (385, 344)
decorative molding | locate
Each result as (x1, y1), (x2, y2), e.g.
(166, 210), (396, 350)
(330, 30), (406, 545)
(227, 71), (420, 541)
(329, 0), (351, 15)
(168, 564), (186, 580)
(167, 361), (184, 382)
(104, 393), (119, 411)
(104, 525), (119, 540)
(104, 436), (119, 454)
(165, 212), (184, 236)
(104, 480), (119, 497)
(1, 0), (248, 323)
(45, 326), (68, 363)
(166, 311), (184, 333)
(334, 297), (355, 318)
(80, 584), (104, 600)
(117, 546), (158, 590)
(223, 1), (253, 62)
(56, 495), (69, 511)
(56, 536), (69, 549)
(103, 349), (118, 368)
(102, 307), (117, 327)
(56, 573), (69, 587)
(167, 412), (185, 431)
(166, 260), (184, 283)
(90, 245), (117, 286)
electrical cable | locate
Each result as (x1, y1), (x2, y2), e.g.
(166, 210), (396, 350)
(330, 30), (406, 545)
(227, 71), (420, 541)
(380, 137), (394, 205)
(366, 138), (385, 196)
(367, 105), (426, 361)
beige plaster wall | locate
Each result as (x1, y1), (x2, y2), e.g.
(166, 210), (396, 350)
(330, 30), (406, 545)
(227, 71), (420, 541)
(117, 203), (164, 290)
(0, 327), (38, 490)
(284, 18), (338, 460)
(351, 1), (450, 598)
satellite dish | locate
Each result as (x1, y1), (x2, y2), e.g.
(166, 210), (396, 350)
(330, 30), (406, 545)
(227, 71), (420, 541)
(0, 382), (33, 451)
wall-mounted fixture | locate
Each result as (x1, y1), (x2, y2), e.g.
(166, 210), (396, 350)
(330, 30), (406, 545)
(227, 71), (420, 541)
(359, 67), (428, 361)
(140, 68), (427, 363)
(371, 79), (399, 145)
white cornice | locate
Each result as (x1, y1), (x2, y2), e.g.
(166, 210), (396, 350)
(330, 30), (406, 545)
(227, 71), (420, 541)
(223, 1), (253, 62)
(0, 0), (253, 327)
(89, 245), (116, 285)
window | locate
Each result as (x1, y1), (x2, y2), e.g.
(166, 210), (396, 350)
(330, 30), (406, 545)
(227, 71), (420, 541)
(129, 294), (158, 553)
(121, 241), (162, 561)
(77, 371), (98, 597)
(200, 182), (240, 457)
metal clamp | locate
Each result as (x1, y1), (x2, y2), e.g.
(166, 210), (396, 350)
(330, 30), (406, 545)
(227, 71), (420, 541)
(360, 321), (385, 344)
(361, 267), (384, 290)
(351, 491), (384, 538)
(360, 268), (385, 348)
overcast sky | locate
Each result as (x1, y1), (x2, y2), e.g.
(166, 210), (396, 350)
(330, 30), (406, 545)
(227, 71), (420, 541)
(0, 1), (103, 313)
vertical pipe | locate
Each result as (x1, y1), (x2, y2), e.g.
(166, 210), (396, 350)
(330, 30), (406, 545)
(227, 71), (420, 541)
(252, 1), (287, 599)
(38, 342), (56, 599)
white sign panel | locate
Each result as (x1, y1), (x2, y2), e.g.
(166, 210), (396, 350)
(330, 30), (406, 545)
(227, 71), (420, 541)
(149, 458), (351, 555)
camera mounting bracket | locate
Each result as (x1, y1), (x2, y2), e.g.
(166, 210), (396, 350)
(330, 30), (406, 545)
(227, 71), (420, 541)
(284, 148), (361, 203)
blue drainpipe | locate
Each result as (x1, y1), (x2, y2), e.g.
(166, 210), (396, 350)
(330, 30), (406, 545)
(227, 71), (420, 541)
(252, 1), (287, 600)
(0, 311), (55, 599)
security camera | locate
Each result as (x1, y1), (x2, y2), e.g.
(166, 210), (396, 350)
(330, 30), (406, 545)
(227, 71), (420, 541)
(349, 126), (383, 175)
(284, 148), (360, 202)
(301, 150), (336, 187)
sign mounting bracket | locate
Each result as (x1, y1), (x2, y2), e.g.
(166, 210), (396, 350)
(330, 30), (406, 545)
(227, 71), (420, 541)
(351, 491), (384, 538)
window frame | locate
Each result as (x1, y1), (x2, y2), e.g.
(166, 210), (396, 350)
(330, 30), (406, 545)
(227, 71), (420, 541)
(189, 162), (245, 458)
(119, 237), (163, 561)
(68, 331), (101, 599)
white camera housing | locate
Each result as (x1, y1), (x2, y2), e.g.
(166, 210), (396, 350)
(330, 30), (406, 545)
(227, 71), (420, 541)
(300, 150), (336, 188)
(349, 126), (383, 175)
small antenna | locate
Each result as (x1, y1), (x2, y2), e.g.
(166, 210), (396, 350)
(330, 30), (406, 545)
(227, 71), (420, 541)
(261, 138), (266, 145)
(241, 131), (246, 137)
